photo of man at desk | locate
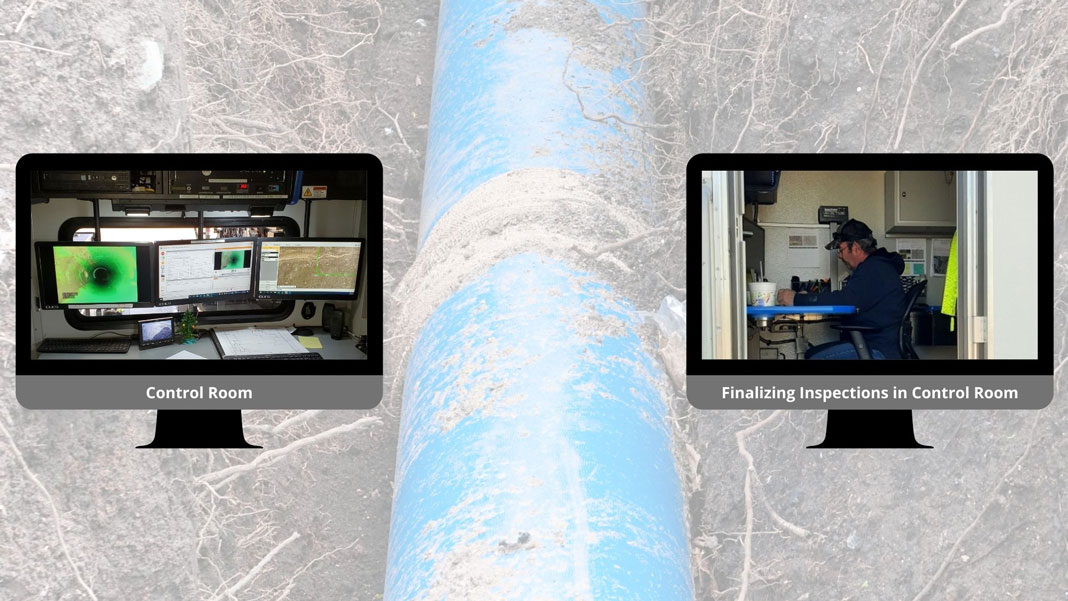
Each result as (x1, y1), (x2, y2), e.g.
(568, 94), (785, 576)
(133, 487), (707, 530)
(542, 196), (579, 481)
(774, 219), (906, 360)
(699, 168), (1040, 362)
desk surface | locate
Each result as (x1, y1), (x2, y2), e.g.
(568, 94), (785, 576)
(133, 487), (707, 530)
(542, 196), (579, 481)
(746, 305), (857, 318)
(36, 329), (367, 360)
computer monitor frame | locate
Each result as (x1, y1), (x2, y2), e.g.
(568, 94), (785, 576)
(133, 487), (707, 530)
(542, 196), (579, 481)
(155, 237), (257, 306)
(19, 153), (384, 448)
(34, 241), (155, 309)
(685, 153), (1054, 414)
(138, 316), (176, 350)
(253, 237), (365, 301)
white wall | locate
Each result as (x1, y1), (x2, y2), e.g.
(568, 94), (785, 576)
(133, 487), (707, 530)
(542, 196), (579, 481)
(756, 170), (886, 289)
(985, 171), (1038, 359)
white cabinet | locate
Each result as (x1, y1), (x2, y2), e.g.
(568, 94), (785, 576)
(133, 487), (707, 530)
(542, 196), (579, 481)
(884, 171), (956, 235)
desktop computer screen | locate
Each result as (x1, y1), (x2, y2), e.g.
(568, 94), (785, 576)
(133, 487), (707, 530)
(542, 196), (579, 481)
(255, 238), (363, 300)
(157, 238), (255, 305)
(34, 241), (154, 309)
(17, 154), (384, 449)
(686, 153), (1053, 447)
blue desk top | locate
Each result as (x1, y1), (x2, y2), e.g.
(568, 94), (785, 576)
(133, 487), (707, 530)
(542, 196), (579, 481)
(746, 305), (857, 317)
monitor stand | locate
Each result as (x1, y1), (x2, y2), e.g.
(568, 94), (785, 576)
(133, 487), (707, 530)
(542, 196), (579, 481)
(138, 410), (260, 448)
(808, 410), (931, 448)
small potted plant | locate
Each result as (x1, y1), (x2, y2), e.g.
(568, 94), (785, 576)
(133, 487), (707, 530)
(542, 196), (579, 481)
(177, 309), (199, 344)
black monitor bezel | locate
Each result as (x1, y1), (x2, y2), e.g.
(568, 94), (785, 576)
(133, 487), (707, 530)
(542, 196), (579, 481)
(34, 241), (155, 309)
(253, 237), (365, 301)
(155, 237), (258, 306)
(17, 153), (383, 378)
(685, 153), (1054, 377)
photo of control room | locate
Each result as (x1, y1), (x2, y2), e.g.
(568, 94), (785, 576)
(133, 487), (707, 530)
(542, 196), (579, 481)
(699, 169), (1039, 361)
(26, 168), (371, 361)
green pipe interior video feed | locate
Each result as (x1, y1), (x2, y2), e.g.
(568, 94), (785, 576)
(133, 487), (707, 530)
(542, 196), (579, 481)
(54, 245), (139, 304)
(216, 249), (251, 271)
(34, 241), (153, 309)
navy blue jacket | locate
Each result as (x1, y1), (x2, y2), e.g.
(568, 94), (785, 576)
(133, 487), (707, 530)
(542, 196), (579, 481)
(793, 249), (907, 358)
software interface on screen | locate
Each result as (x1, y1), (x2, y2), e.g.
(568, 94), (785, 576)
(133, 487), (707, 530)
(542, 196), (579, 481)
(158, 240), (254, 303)
(257, 240), (361, 296)
(53, 245), (139, 305)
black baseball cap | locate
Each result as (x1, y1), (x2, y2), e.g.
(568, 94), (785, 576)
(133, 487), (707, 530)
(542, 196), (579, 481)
(825, 219), (874, 249)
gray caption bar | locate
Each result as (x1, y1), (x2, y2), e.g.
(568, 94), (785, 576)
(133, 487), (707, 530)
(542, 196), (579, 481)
(687, 375), (1053, 410)
(16, 375), (383, 410)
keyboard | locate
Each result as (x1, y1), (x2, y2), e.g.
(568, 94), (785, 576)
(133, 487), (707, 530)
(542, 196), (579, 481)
(37, 337), (132, 354)
(222, 352), (324, 360)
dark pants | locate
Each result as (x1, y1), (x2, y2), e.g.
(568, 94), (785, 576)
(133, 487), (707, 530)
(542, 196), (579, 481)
(805, 340), (887, 360)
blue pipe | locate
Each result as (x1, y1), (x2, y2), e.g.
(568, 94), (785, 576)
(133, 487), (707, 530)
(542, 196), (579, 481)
(386, 1), (692, 599)
(417, 0), (650, 246)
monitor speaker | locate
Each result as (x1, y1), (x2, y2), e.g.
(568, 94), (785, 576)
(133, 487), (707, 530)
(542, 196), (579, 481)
(321, 303), (336, 330)
(322, 303), (344, 339)
(327, 308), (345, 340)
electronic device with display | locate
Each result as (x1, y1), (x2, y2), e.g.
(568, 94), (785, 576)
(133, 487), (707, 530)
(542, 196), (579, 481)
(818, 205), (849, 224)
(18, 154), (384, 450)
(688, 154), (1053, 449)
(255, 238), (363, 300)
(34, 241), (155, 309)
(156, 238), (255, 305)
(138, 317), (175, 350)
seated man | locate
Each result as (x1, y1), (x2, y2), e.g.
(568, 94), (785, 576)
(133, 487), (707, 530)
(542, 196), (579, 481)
(776, 219), (906, 359)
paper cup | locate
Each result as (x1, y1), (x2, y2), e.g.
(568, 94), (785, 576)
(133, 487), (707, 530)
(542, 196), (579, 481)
(748, 282), (777, 307)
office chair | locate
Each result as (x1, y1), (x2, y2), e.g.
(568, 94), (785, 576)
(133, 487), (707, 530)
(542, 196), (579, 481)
(898, 280), (927, 360)
(831, 279), (927, 360)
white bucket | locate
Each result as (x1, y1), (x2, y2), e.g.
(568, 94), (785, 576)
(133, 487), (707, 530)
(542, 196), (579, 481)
(748, 282), (777, 307)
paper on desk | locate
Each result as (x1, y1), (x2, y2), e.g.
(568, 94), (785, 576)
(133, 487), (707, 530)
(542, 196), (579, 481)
(214, 327), (309, 356)
(298, 336), (323, 349)
(167, 350), (206, 360)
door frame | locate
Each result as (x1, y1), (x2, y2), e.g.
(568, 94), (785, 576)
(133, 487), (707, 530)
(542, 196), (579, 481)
(956, 170), (987, 359)
(701, 170), (746, 360)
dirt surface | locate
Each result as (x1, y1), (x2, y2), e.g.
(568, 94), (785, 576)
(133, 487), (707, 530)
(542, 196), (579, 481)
(1, 0), (1066, 600)
(687, 410), (1067, 600)
(642, 2), (1068, 600)
(0, 0), (433, 599)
